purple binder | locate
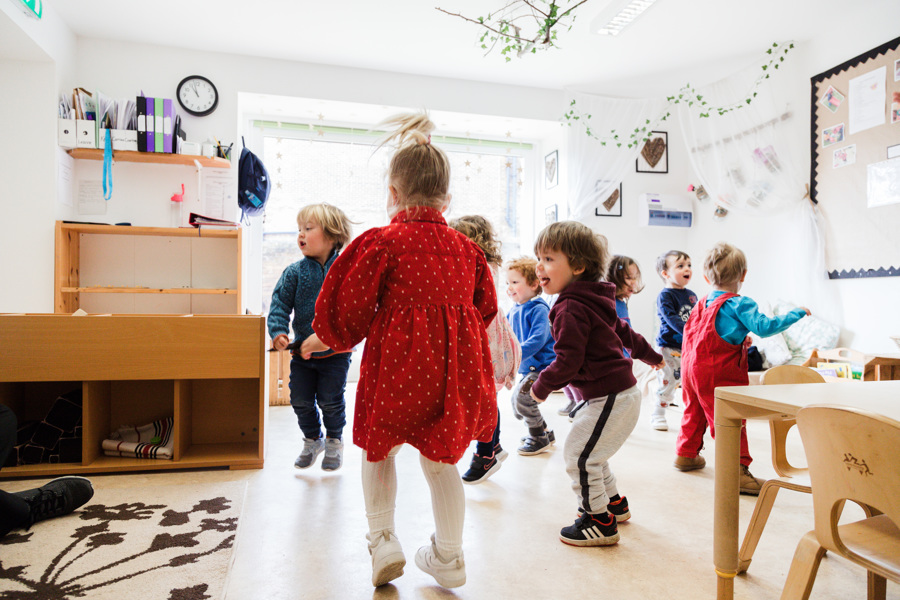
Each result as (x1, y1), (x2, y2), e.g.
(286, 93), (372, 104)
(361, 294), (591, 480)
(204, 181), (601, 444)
(145, 97), (155, 152)
(163, 99), (174, 153)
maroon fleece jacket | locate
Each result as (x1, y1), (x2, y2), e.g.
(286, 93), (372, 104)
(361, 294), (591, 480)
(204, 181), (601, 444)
(531, 281), (663, 401)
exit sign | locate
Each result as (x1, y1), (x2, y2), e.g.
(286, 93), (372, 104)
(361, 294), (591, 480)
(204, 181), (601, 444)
(15, 0), (42, 19)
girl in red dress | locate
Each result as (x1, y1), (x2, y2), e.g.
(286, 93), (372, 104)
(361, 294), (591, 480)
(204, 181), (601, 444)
(303, 112), (498, 588)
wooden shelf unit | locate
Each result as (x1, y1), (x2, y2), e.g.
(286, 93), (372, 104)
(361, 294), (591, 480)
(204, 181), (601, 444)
(68, 148), (231, 169)
(55, 221), (242, 315)
(0, 314), (266, 477)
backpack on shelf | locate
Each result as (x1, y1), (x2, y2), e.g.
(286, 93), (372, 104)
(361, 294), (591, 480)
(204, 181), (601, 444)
(237, 136), (271, 222)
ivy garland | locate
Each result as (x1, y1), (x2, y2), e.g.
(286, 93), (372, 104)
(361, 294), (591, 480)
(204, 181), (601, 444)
(436, 0), (590, 62)
(563, 42), (795, 148)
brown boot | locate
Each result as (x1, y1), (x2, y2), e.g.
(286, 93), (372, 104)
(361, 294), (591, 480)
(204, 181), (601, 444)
(674, 455), (706, 471)
(739, 465), (764, 495)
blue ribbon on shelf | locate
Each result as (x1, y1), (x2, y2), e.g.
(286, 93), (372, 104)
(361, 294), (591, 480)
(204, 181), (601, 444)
(102, 128), (113, 201)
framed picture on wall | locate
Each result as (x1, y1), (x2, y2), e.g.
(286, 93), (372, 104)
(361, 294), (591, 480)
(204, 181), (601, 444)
(636, 131), (668, 174)
(594, 181), (623, 217)
(545, 204), (558, 225)
(544, 150), (559, 188)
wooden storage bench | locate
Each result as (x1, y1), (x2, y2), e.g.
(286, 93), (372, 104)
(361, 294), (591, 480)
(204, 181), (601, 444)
(0, 314), (266, 478)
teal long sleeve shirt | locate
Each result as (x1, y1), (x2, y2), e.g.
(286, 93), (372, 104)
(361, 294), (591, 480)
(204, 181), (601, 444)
(707, 290), (807, 345)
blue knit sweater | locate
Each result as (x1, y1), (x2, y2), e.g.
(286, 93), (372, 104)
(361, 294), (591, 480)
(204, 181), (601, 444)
(267, 249), (339, 358)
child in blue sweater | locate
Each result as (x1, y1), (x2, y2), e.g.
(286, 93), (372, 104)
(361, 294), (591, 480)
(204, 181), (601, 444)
(268, 202), (354, 471)
(506, 256), (557, 456)
(652, 250), (698, 431)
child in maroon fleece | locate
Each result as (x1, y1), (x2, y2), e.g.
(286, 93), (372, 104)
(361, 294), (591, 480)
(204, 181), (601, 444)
(529, 221), (663, 547)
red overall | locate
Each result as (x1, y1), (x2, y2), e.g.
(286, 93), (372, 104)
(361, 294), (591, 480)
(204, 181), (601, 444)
(676, 293), (753, 467)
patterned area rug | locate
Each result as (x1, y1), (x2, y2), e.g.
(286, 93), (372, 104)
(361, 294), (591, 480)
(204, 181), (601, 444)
(0, 481), (247, 600)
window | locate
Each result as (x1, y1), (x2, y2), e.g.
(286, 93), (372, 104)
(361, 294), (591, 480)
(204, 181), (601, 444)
(257, 122), (532, 315)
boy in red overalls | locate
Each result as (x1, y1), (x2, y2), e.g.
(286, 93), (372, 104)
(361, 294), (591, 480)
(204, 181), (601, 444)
(675, 242), (810, 495)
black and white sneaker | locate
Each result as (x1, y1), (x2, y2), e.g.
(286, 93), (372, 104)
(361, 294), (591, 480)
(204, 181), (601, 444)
(14, 476), (94, 528)
(559, 511), (620, 546)
(606, 495), (631, 522)
(493, 444), (509, 463)
(461, 452), (502, 485)
(517, 431), (553, 455)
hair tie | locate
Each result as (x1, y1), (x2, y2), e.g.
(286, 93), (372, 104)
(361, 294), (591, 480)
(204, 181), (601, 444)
(427, 134), (431, 144)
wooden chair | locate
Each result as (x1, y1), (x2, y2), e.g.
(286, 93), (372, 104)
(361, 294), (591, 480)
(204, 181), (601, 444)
(780, 406), (900, 600)
(738, 365), (825, 572)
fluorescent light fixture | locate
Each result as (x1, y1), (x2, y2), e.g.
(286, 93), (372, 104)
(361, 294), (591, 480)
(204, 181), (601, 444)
(595, 0), (659, 36)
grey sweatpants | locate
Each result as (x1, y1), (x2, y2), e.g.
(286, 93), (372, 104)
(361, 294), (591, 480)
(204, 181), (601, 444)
(655, 347), (682, 406)
(564, 385), (641, 513)
(511, 370), (546, 430)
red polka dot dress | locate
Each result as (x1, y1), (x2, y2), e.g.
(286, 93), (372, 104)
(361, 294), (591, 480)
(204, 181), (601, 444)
(313, 207), (499, 464)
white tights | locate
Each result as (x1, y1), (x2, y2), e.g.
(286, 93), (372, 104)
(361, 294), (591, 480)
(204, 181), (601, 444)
(361, 446), (465, 558)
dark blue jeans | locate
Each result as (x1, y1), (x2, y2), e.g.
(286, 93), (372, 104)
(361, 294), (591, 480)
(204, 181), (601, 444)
(289, 352), (352, 440)
(475, 409), (501, 456)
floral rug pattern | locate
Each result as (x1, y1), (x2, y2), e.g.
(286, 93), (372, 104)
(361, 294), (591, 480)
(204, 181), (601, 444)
(0, 481), (246, 600)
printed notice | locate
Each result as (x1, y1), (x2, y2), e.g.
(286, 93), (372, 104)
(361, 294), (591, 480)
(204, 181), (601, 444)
(77, 180), (107, 215)
(202, 169), (237, 220)
(867, 158), (900, 208)
(849, 66), (886, 135)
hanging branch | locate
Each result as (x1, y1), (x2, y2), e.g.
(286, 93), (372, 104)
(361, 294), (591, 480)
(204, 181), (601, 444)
(564, 42), (796, 148)
(436, 0), (591, 61)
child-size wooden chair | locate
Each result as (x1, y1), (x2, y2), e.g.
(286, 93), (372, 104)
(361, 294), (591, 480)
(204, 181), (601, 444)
(780, 406), (900, 600)
(738, 365), (825, 572)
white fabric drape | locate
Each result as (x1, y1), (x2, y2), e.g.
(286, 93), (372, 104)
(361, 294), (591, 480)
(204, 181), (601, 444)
(566, 91), (668, 219)
(677, 61), (833, 318)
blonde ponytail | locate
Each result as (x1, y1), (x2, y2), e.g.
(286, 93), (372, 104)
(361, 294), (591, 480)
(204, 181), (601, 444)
(377, 111), (451, 212)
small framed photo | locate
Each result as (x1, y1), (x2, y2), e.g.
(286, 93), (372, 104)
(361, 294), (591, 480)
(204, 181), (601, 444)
(544, 150), (559, 189)
(636, 131), (668, 174)
(894, 58), (900, 82)
(545, 204), (558, 225)
(594, 181), (623, 217)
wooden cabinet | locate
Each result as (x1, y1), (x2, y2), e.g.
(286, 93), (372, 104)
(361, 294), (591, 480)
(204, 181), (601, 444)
(0, 314), (266, 478)
(55, 221), (241, 315)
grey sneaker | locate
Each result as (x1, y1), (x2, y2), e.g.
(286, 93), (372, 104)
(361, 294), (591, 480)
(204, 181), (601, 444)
(415, 534), (466, 588)
(321, 437), (343, 471)
(294, 436), (325, 469)
(557, 399), (577, 416)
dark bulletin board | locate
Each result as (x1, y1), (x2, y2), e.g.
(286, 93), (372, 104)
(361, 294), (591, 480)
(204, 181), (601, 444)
(810, 36), (900, 279)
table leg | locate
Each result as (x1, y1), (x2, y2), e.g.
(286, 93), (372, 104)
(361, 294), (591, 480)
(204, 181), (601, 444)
(714, 399), (743, 600)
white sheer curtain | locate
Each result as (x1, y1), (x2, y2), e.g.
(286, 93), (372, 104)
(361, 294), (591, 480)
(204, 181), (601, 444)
(677, 61), (832, 315)
(566, 91), (668, 219)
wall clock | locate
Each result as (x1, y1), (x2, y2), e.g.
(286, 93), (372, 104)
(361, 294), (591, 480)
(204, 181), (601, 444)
(176, 75), (219, 117)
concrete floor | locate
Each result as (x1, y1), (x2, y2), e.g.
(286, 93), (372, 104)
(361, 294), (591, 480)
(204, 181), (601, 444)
(6, 383), (898, 599)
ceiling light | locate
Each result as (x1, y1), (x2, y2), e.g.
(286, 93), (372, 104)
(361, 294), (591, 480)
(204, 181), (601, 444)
(595, 0), (659, 36)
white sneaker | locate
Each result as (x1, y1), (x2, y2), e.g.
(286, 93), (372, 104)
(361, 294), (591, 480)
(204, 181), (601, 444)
(415, 534), (466, 588)
(650, 405), (668, 431)
(367, 531), (406, 587)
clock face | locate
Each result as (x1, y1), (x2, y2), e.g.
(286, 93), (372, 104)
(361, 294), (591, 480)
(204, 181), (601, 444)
(176, 76), (218, 117)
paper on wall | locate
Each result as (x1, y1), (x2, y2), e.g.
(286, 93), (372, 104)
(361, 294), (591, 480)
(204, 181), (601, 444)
(867, 158), (900, 208)
(77, 180), (106, 215)
(202, 169), (237, 220)
(849, 66), (886, 135)
(57, 147), (73, 207)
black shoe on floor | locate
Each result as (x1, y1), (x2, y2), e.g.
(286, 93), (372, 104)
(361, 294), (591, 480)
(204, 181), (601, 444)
(461, 453), (502, 484)
(560, 510), (620, 546)
(520, 429), (555, 445)
(607, 494), (631, 522)
(13, 476), (94, 528)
